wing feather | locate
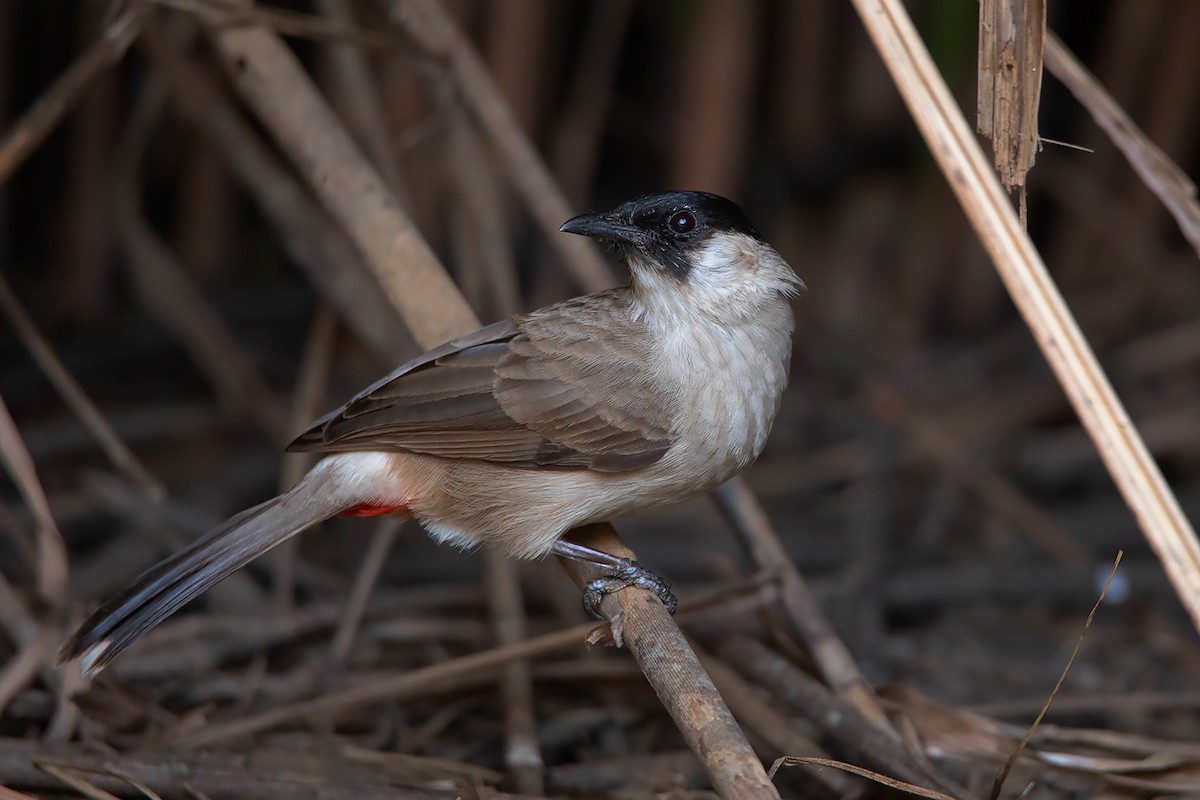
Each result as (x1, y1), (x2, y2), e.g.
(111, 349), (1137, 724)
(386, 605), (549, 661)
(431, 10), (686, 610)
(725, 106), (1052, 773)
(288, 295), (676, 472)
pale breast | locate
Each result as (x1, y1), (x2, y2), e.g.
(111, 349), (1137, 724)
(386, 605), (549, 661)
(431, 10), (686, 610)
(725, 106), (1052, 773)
(657, 304), (793, 481)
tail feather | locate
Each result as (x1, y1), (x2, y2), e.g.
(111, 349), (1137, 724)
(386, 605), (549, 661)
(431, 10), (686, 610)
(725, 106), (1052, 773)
(59, 479), (347, 677)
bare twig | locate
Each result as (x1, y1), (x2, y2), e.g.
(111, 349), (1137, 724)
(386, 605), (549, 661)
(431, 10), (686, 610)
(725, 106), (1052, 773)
(769, 757), (960, 800)
(329, 517), (402, 665)
(0, 571), (48, 714)
(988, 550), (1123, 800)
(719, 635), (973, 798)
(486, 554), (545, 795)
(205, 3), (476, 350)
(4, 740), (472, 800)
(0, 392), (68, 606)
(712, 479), (894, 733)
(0, 273), (163, 500)
(0, 5), (146, 187)
(691, 643), (857, 796)
(34, 761), (126, 800)
(314, 0), (411, 203)
(1043, 32), (1200, 261)
(849, 0), (1200, 634)
(169, 619), (600, 747)
(113, 75), (289, 443)
(140, 20), (413, 360)
(395, 0), (615, 294)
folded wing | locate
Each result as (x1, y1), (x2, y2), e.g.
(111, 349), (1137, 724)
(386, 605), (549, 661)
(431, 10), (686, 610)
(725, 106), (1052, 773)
(289, 307), (676, 472)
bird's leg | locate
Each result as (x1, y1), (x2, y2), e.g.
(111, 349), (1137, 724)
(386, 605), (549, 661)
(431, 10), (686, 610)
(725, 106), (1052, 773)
(551, 539), (677, 616)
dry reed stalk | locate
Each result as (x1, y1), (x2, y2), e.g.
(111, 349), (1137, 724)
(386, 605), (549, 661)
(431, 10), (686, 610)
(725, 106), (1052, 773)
(113, 76), (289, 443)
(1043, 32), (1200, 262)
(314, 0), (411, 203)
(485, 553), (546, 795)
(208, 5), (475, 350)
(712, 479), (895, 733)
(849, 0), (1200, 633)
(0, 274), (163, 500)
(0, 391), (68, 606)
(139, 22), (412, 359)
(328, 516), (402, 664)
(0, 5), (145, 187)
(976, 0), (1045, 194)
(397, 0), (615, 294)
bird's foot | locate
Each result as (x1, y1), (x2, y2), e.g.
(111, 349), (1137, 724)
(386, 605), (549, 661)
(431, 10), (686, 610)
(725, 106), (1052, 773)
(581, 558), (677, 617)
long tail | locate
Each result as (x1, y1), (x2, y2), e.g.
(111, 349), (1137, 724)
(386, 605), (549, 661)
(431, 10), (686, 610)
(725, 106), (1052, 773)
(59, 455), (396, 677)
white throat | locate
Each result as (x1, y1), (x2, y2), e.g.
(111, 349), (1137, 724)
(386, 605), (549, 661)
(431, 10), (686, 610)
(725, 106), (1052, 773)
(628, 232), (800, 474)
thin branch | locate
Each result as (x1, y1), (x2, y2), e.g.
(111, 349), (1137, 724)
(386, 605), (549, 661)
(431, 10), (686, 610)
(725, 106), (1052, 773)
(140, 20), (413, 360)
(719, 635), (973, 799)
(1044, 31), (1200, 261)
(712, 479), (895, 734)
(0, 5), (146, 187)
(0, 272), (163, 501)
(205, 1), (477, 350)
(169, 620), (600, 748)
(314, 0), (412, 203)
(395, 0), (616, 294)
(691, 643), (857, 796)
(112, 74), (289, 443)
(328, 517), (402, 665)
(988, 550), (1123, 800)
(485, 554), (545, 795)
(0, 391), (68, 606)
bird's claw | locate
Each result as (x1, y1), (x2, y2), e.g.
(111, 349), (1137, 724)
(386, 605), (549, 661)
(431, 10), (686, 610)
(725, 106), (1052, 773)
(581, 558), (677, 617)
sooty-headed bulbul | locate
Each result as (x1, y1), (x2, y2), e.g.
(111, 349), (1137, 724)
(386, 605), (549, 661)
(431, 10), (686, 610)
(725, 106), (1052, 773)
(61, 191), (803, 676)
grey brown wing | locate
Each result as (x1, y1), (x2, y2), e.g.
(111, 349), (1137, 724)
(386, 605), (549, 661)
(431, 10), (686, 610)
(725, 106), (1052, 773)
(287, 316), (676, 472)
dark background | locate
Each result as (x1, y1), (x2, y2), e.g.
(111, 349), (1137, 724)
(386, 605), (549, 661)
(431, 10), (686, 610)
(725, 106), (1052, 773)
(1, 0), (1198, 789)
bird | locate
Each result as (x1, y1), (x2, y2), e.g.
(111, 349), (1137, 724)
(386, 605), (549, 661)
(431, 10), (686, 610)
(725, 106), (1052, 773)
(60, 190), (803, 677)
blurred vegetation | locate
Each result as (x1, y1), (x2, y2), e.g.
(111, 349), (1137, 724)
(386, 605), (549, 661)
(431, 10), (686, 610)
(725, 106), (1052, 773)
(1, 0), (1199, 796)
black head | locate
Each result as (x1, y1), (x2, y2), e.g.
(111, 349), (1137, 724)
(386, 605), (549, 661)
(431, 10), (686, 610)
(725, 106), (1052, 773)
(559, 191), (760, 279)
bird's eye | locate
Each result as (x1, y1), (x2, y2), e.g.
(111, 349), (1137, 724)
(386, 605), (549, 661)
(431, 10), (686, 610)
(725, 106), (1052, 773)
(668, 210), (696, 235)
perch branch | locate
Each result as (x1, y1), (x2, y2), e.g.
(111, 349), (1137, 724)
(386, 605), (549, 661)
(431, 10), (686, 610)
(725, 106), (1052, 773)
(556, 524), (781, 800)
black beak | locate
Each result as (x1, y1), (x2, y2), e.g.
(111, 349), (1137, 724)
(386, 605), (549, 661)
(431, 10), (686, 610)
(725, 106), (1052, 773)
(559, 213), (645, 246)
